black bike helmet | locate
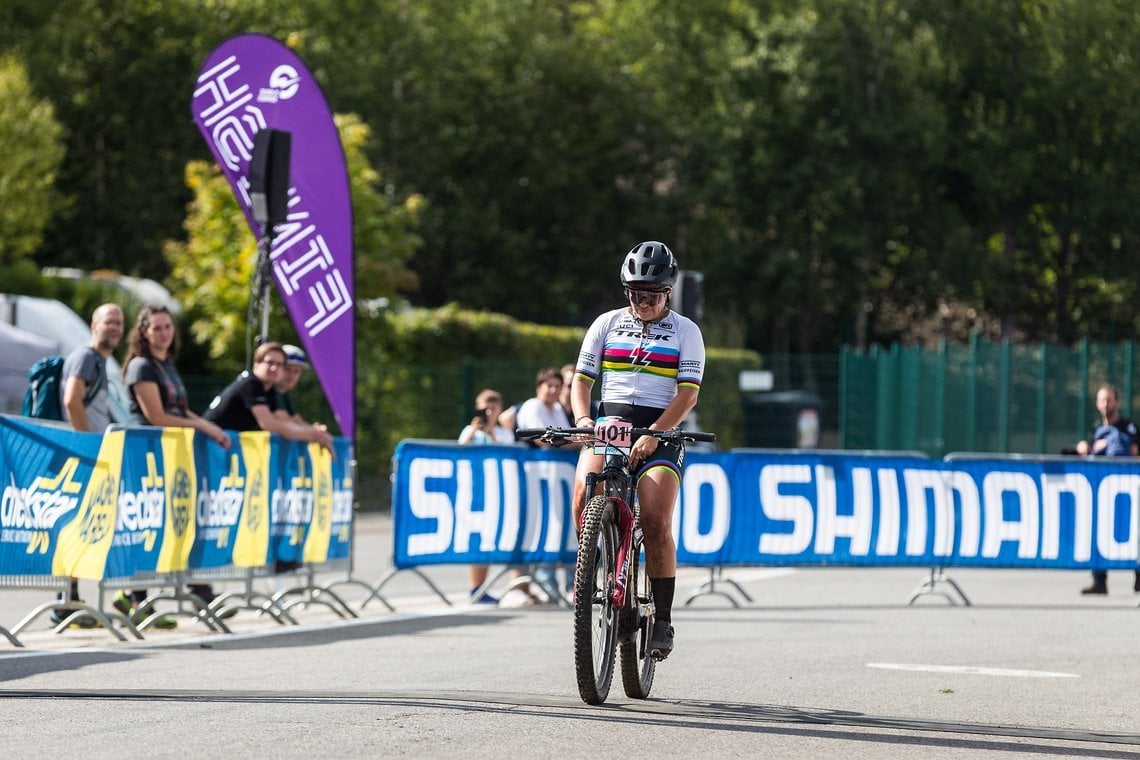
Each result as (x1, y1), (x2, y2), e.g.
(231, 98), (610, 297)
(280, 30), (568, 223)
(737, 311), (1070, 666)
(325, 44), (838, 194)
(620, 241), (678, 290)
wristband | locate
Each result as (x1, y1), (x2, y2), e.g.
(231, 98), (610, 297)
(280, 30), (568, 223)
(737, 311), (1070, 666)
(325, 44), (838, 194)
(576, 416), (592, 425)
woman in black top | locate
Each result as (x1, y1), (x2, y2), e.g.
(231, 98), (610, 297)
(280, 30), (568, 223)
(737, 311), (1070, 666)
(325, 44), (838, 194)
(122, 305), (230, 447)
(121, 305), (231, 617)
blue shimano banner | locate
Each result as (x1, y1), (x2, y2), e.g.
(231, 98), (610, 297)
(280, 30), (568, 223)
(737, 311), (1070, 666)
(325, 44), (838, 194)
(393, 441), (579, 569)
(0, 416), (353, 579)
(392, 441), (1140, 570)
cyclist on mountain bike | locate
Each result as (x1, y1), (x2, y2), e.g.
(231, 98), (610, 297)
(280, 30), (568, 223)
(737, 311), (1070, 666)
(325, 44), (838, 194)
(569, 240), (706, 660)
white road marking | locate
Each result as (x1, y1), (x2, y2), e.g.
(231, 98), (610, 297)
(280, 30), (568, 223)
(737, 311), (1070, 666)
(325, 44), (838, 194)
(867, 662), (1079, 678)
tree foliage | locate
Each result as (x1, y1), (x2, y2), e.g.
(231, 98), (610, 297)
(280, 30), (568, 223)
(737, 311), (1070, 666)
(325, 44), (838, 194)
(0, 55), (65, 265)
(4, 0), (1140, 355)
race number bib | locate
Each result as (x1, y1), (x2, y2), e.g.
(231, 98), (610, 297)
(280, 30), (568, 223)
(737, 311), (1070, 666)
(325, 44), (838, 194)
(593, 416), (633, 454)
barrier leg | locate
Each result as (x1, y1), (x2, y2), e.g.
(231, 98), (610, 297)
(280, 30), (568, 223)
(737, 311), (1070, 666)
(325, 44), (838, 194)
(208, 571), (298, 626)
(177, 588), (234, 633)
(683, 566), (753, 608)
(321, 577), (387, 611)
(263, 567), (352, 619)
(907, 566), (971, 606)
(272, 584), (357, 618)
(365, 567), (449, 611)
(0, 624), (23, 648)
(11, 601), (133, 642)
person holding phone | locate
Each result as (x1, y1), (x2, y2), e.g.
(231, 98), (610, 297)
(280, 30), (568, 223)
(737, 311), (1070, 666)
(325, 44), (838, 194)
(458, 389), (512, 445)
(457, 389), (514, 602)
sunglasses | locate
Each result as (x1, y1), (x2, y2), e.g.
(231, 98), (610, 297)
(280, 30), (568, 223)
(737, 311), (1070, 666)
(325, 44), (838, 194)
(625, 288), (668, 306)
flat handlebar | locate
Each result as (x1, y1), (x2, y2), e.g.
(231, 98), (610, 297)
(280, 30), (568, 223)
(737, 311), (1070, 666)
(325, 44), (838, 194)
(516, 426), (717, 445)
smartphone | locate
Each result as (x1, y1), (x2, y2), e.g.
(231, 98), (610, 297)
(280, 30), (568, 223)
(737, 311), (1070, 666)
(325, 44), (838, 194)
(473, 408), (488, 422)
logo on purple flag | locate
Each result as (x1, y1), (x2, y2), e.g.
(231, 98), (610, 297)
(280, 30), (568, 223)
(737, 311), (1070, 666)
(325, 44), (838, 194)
(190, 33), (355, 439)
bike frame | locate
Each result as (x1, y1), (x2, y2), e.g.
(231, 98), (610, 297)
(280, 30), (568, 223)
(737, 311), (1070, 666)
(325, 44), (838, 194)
(586, 449), (638, 610)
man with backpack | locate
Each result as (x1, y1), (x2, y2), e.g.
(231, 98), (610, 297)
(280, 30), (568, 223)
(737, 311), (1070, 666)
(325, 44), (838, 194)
(53, 302), (124, 626)
(61, 303), (124, 433)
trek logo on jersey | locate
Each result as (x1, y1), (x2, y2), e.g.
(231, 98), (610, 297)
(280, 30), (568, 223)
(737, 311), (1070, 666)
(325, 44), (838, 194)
(613, 327), (674, 342)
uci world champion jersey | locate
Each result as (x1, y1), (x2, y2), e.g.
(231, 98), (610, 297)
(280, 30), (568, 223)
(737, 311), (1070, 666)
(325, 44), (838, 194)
(575, 307), (705, 409)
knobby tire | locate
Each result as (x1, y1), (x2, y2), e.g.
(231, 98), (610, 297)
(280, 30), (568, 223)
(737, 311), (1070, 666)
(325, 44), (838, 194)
(574, 495), (617, 705)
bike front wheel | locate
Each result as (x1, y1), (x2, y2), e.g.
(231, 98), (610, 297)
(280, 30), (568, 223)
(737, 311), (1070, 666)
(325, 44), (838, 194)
(573, 495), (618, 705)
(619, 524), (656, 699)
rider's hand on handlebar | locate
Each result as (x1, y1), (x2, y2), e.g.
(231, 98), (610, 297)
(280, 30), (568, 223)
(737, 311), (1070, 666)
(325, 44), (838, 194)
(629, 434), (659, 468)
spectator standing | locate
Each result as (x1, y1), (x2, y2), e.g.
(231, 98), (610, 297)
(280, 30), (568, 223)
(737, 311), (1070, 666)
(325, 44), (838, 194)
(120, 305), (232, 626)
(61, 303), (122, 434)
(517, 366), (573, 434)
(458, 389), (515, 604)
(52, 302), (125, 627)
(1075, 383), (1140, 595)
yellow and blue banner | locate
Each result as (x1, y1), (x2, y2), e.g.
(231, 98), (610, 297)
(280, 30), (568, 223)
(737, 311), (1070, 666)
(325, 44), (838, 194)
(0, 416), (353, 580)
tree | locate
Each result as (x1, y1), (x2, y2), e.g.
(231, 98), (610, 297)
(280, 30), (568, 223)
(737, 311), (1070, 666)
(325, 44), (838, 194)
(0, 0), (265, 278)
(0, 54), (65, 265)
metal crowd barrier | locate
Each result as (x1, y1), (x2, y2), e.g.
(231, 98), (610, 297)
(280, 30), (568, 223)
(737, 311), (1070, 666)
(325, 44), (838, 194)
(1, 574), (137, 647)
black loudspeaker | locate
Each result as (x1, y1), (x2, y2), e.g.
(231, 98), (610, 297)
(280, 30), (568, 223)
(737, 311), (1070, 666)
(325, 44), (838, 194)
(673, 270), (705, 325)
(249, 128), (291, 227)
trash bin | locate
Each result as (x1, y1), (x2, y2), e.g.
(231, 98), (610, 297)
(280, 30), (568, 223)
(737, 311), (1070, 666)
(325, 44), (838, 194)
(741, 390), (822, 449)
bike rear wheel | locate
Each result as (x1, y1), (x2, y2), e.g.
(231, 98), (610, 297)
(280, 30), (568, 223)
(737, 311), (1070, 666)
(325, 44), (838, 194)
(619, 525), (656, 699)
(574, 495), (618, 705)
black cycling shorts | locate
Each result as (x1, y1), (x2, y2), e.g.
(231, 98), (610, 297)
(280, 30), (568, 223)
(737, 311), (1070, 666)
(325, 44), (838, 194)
(595, 402), (686, 480)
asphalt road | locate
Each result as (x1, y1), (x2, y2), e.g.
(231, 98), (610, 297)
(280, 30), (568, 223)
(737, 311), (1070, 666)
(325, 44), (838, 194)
(1, 512), (1139, 759)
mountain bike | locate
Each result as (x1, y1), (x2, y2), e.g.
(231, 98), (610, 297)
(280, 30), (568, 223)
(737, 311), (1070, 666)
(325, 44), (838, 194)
(518, 418), (716, 705)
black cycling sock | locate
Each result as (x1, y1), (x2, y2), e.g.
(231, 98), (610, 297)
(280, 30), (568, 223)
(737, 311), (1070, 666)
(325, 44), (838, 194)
(650, 577), (676, 624)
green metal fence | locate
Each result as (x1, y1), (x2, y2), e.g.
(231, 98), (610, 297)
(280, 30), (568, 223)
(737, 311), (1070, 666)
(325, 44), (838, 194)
(841, 336), (1139, 457)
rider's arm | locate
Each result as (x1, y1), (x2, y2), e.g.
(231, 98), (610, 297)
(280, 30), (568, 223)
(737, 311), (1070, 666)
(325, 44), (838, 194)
(571, 373), (594, 424)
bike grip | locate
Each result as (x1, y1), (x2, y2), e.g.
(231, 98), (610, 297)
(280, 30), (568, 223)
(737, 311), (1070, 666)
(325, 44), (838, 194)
(515, 428), (547, 439)
(690, 432), (717, 442)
